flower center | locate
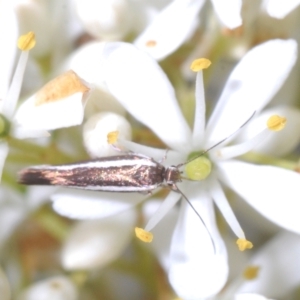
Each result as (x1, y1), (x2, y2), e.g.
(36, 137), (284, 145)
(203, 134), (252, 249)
(0, 113), (11, 138)
(185, 155), (212, 181)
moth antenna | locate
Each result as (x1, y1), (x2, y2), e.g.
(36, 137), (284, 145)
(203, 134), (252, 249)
(173, 184), (216, 254)
(177, 111), (256, 168)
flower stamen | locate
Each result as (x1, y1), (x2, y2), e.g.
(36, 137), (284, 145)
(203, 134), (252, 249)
(107, 131), (119, 144)
(2, 32), (35, 119)
(135, 227), (153, 243)
(17, 31), (36, 51)
(236, 238), (253, 251)
(190, 58), (211, 71)
(215, 129), (269, 160)
(267, 115), (286, 131)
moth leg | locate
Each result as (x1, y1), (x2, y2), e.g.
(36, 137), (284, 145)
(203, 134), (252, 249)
(158, 149), (169, 164)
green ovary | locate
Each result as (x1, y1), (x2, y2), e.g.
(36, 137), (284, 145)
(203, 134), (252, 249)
(185, 156), (212, 181)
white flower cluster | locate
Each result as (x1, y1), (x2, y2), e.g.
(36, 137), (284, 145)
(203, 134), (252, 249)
(1, 1), (300, 300)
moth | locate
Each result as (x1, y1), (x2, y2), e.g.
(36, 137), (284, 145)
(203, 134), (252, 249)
(18, 112), (254, 193)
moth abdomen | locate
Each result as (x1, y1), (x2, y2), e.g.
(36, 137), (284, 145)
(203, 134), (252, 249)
(18, 167), (61, 186)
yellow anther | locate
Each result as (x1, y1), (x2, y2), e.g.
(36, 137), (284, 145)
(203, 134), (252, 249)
(267, 115), (286, 131)
(145, 40), (157, 47)
(135, 227), (153, 243)
(236, 238), (253, 251)
(107, 131), (119, 144)
(243, 265), (260, 280)
(17, 32), (36, 51)
(190, 58), (211, 72)
(185, 156), (212, 181)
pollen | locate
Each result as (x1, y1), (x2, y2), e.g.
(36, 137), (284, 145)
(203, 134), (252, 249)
(236, 238), (253, 251)
(34, 70), (90, 106)
(17, 32), (36, 51)
(185, 156), (212, 181)
(107, 131), (119, 144)
(243, 265), (260, 280)
(135, 227), (153, 243)
(190, 58), (211, 72)
(145, 40), (157, 47)
(267, 115), (286, 131)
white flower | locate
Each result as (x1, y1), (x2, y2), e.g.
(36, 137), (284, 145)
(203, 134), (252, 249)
(0, 32), (91, 180)
(51, 38), (300, 298)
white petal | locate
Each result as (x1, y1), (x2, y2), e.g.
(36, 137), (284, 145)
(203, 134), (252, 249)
(237, 231), (300, 299)
(62, 41), (125, 117)
(51, 188), (144, 219)
(262, 0), (300, 19)
(12, 127), (50, 139)
(15, 71), (91, 131)
(102, 42), (192, 152)
(0, 142), (9, 181)
(211, 0), (242, 29)
(218, 160), (300, 234)
(62, 209), (136, 270)
(206, 39), (297, 146)
(169, 185), (228, 299)
(15, 92), (86, 130)
(134, 0), (205, 60)
(17, 276), (77, 300)
(0, 267), (10, 300)
(83, 112), (132, 158)
(236, 105), (300, 156)
(75, 0), (131, 40)
(0, 2), (17, 101)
